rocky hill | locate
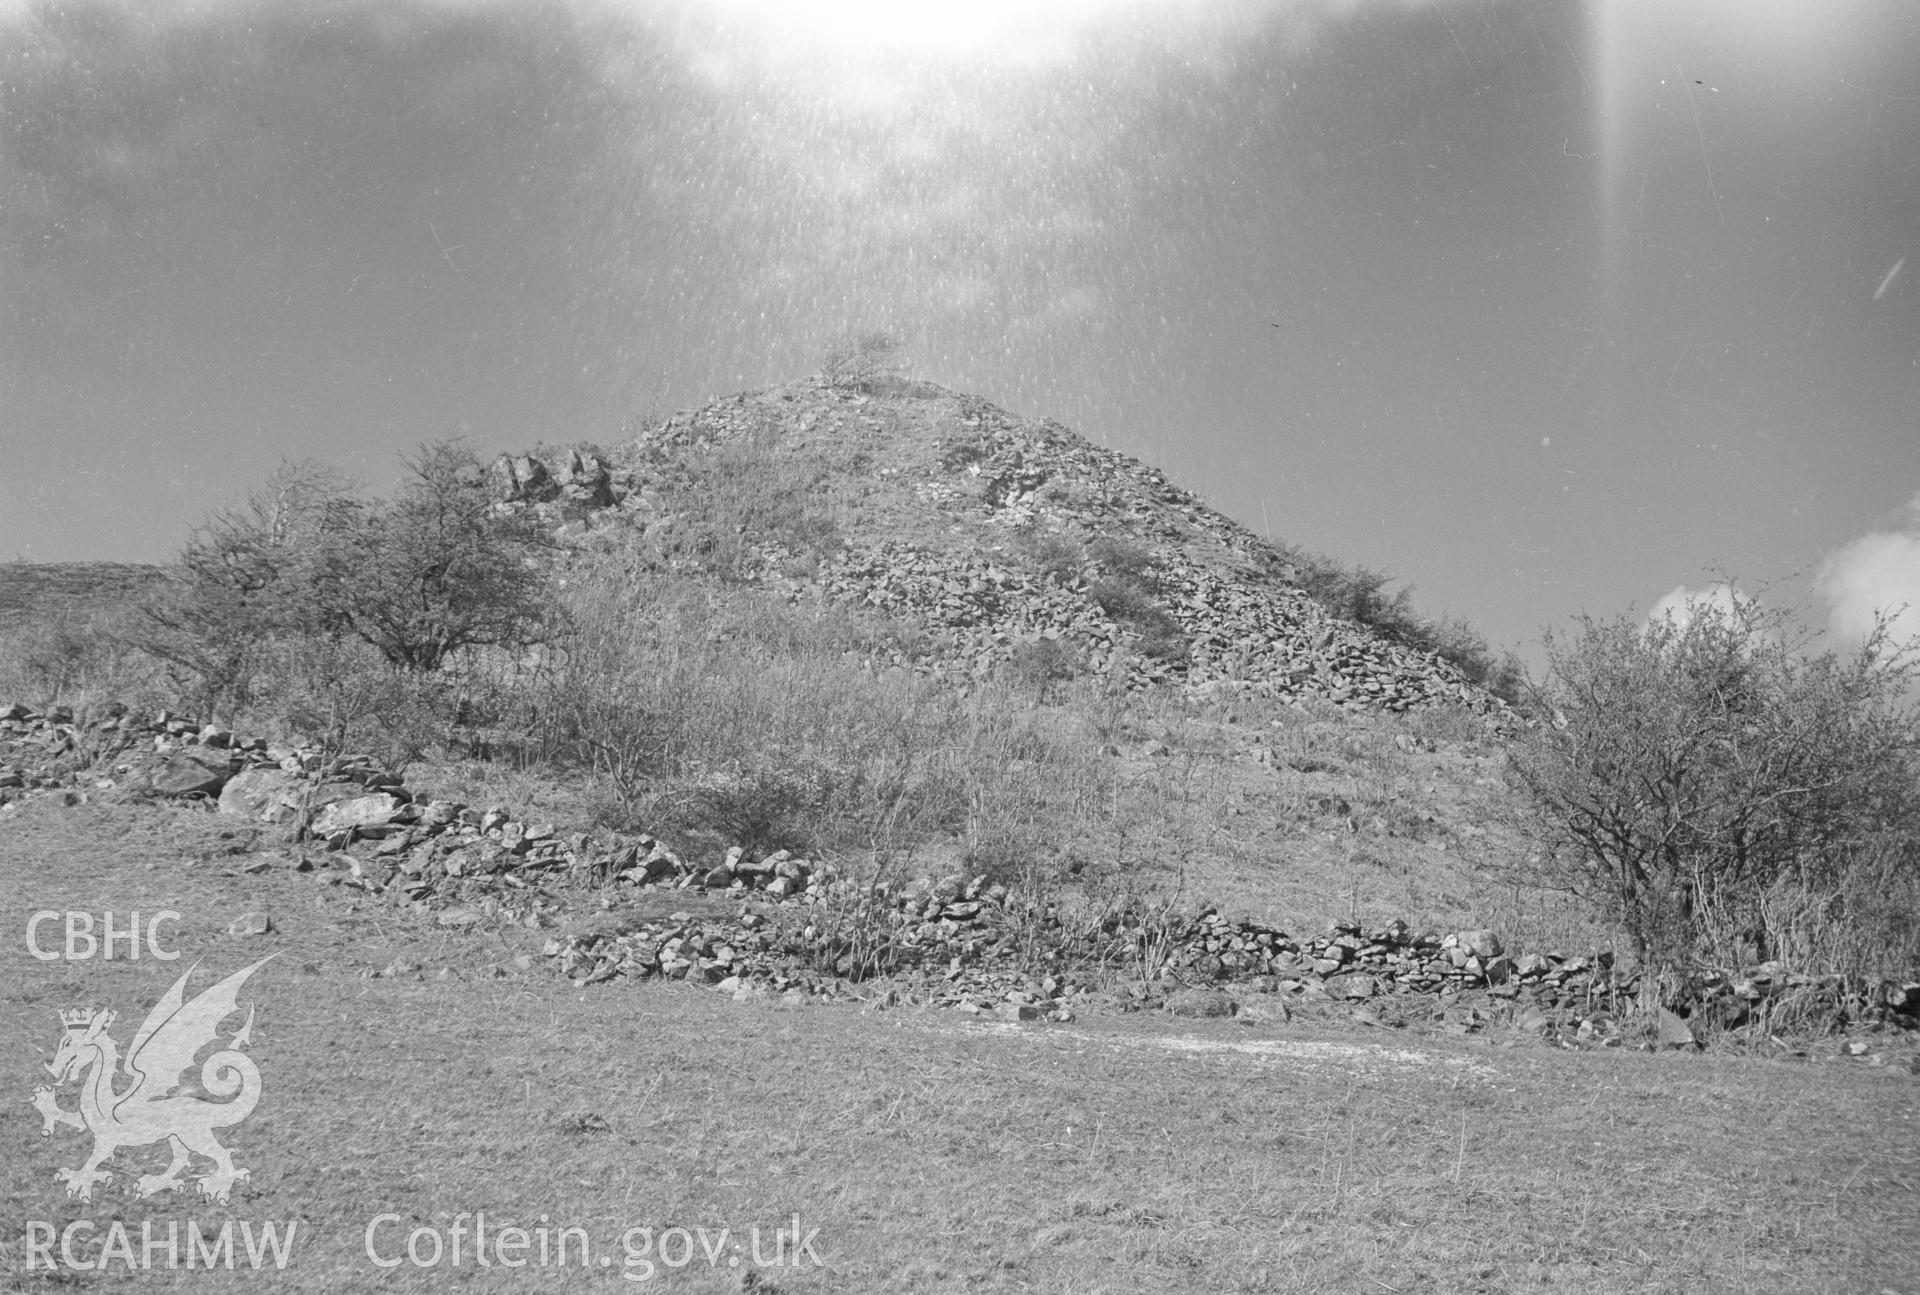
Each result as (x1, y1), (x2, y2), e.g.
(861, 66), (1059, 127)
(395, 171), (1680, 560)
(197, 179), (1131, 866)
(491, 376), (1503, 715)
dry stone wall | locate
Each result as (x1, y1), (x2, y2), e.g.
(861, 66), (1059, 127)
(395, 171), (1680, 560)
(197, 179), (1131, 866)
(6, 701), (1913, 1044)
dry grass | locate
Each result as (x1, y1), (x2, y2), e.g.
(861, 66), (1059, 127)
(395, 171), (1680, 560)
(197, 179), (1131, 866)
(0, 555), (1555, 945)
(3, 799), (1917, 1293)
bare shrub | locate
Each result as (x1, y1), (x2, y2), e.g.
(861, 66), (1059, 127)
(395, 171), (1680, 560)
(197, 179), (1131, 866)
(822, 330), (905, 393)
(304, 441), (560, 673)
(247, 635), (455, 770)
(1004, 637), (1080, 696)
(1500, 597), (1920, 999)
(1089, 576), (1188, 662)
(1271, 544), (1524, 704)
(0, 611), (152, 707)
(1087, 536), (1155, 584)
(131, 461), (354, 722)
(683, 758), (845, 859)
(763, 881), (915, 982)
(1011, 531), (1083, 584)
(129, 447), (557, 728)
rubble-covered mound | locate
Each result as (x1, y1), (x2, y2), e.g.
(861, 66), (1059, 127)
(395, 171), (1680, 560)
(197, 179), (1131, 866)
(487, 379), (1504, 713)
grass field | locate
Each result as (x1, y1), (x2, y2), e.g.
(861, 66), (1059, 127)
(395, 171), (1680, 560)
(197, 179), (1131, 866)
(5, 796), (1917, 1293)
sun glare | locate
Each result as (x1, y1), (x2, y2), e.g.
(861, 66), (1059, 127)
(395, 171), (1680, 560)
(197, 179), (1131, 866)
(692, 0), (1128, 61)
(661, 0), (1236, 71)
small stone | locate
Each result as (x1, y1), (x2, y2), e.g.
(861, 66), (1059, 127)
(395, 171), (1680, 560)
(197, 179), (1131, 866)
(437, 907), (483, 928)
(1235, 996), (1291, 1024)
(1327, 973), (1376, 1000)
(1655, 1007), (1697, 1049)
(1165, 987), (1235, 1018)
(1515, 1006), (1551, 1034)
(227, 912), (272, 938)
(309, 793), (402, 837)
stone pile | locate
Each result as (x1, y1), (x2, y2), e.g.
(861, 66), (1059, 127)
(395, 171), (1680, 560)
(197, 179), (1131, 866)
(479, 378), (1505, 715)
(814, 540), (1482, 706)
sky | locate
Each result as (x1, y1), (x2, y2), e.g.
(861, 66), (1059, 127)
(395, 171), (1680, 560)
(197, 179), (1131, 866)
(2, 0), (1916, 661)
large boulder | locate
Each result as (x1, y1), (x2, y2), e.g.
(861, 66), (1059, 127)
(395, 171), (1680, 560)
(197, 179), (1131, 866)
(218, 767), (306, 824)
(150, 750), (235, 798)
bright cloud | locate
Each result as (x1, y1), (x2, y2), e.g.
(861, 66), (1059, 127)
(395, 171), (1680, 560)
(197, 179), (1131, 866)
(1817, 493), (1920, 648)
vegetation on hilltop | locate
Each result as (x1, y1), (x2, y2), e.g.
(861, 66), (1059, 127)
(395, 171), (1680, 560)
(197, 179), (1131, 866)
(1267, 546), (1528, 704)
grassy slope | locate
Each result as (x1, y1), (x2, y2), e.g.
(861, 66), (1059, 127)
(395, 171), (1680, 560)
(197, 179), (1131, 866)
(5, 800), (1917, 1293)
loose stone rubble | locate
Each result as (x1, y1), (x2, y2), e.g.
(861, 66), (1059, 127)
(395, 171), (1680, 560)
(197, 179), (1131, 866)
(484, 380), (1509, 713)
(5, 700), (1914, 1045)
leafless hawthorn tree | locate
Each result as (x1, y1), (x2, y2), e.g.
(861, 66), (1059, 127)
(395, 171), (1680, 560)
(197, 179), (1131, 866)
(1502, 595), (1920, 1003)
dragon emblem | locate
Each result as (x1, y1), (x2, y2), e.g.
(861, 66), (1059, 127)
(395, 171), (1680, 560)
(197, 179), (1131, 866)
(31, 955), (276, 1204)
